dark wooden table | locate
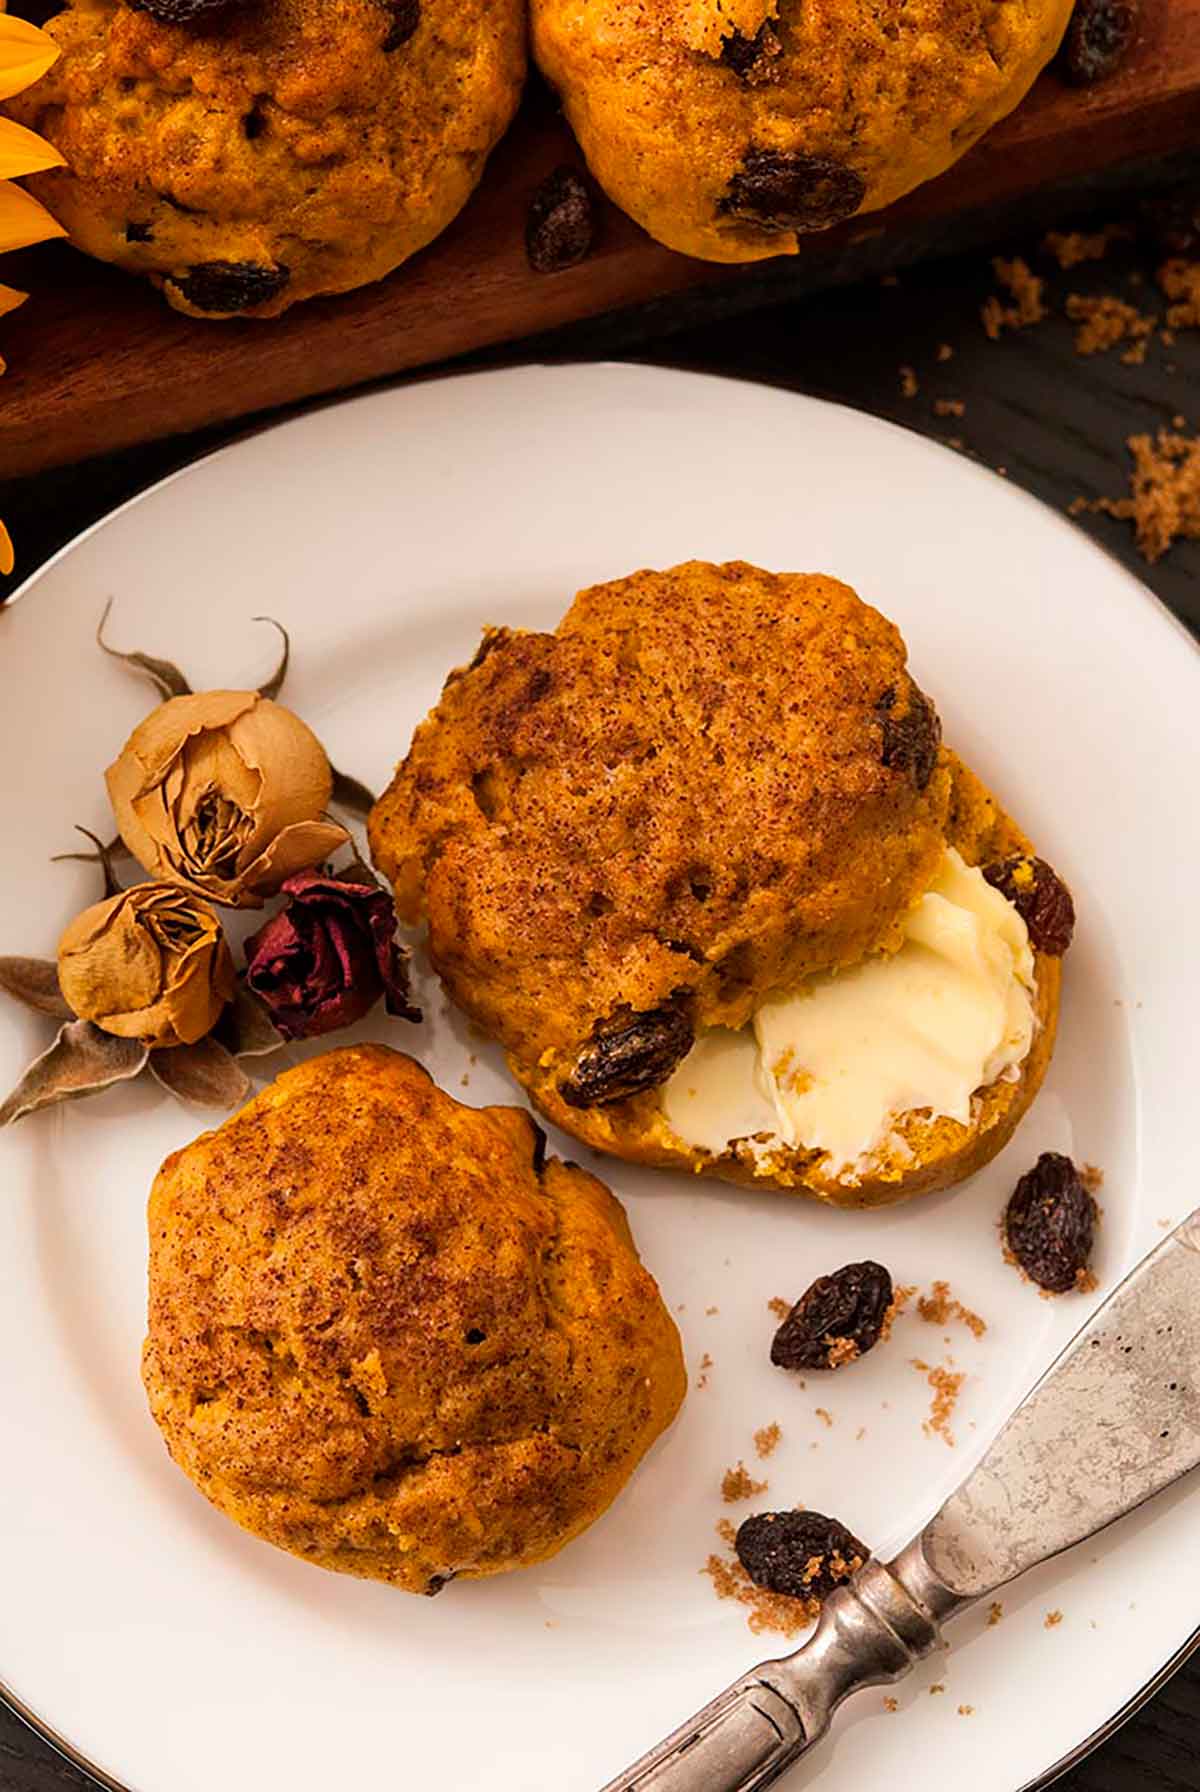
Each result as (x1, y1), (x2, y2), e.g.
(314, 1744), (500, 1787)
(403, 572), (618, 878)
(1, 202), (1197, 1792)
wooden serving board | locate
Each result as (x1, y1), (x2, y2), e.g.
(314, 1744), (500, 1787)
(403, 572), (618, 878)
(2, 0), (1198, 480)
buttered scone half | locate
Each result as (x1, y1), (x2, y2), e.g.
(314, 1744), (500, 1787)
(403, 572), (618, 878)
(369, 562), (1075, 1209)
(531, 0), (1073, 263)
(143, 1046), (685, 1590)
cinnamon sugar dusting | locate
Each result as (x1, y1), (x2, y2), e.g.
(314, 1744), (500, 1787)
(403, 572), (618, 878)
(753, 1422), (781, 1459)
(721, 1461), (768, 1504)
(917, 1280), (987, 1340)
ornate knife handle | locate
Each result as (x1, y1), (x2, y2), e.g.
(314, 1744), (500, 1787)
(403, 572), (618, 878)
(600, 1551), (963, 1792)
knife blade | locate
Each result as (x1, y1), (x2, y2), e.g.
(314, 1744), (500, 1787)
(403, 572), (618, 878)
(601, 1208), (1200, 1792)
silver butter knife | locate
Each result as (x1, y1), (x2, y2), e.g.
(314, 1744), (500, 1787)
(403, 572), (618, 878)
(603, 1209), (1200, 1792)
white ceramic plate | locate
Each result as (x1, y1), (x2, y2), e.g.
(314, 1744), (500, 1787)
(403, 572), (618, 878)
(2, 364), (1198, 1792)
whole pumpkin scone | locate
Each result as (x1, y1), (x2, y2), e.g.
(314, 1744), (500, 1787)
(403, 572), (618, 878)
(531, 0), (1073, 261)
(369, 562), (1074, 1208)
(8, 0), (525, 317)
(142, 1045), (685, 1589)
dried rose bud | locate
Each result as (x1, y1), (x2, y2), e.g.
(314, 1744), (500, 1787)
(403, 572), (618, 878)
(244, 869), (420, 1040)
(106, 691), (348, 909)
(57, 885), (235, 1050)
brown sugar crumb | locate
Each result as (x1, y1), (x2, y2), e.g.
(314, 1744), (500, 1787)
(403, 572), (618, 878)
(754, 1422), (781, 1459)
(768, 1296), (791, 1321)
(936, 342), (954, 362)
(982, 257), (1047, 337)
(814, 1407), (833, 1428)
(824, 1335), (860, 1369)
(1043, 224), (1131, 269)
(1082, 428), (1200, 562)
(704, 1537), (819, 1637)
(899, 365), (918, 399)
(697, 1351), (714, 1390)
(879, 1284), (916, 1342)
(722, 1461), (768, 1504)
(1045, 1609), (1064, 1629)
(855, 1425), (867, 1442)
(958, 1704), (976, 1717)
(933, 398), (965, 418)
(918, 1280), (987, 1341)
(705, 1305), (719, 1316)
(881, 272), (900, 287)
(987, 1601), (1004, 1626)
(914, 1360), (966, 1446)
(1159, 258), (1200, 329)
(930, 1682), (946, 1695)
(884, 1696), (899, 1712)
(1081, 1164), (1104, 1194)
(1064, 293), (1156, 358)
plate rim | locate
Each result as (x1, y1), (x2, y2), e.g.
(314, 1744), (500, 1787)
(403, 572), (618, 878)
(2, 359), (1198, 1792)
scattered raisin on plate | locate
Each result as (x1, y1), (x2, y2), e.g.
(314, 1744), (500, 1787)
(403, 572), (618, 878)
(1005, 1152), (1098, 1292)
(735, 1509), (869, 1601)
(983, 855), (1076, 955)
(559, 992), (693, 1107)
(1057, 0), (1140, 84)
(771, 1261), (894, 1371)
(526, 167), (596, 275)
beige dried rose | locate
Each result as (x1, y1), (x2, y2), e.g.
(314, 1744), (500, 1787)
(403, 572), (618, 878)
(105, 691), (348, 908)
(57, 885), (236, 1050)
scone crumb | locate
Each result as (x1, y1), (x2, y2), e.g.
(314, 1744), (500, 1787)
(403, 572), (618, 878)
(815, 1407), (833, 1428)
(697, 1351), (714, 1390)
(987, 1601), (1004, 1626)
(1065, 293), (1156, 358)
(958, 1704), (976, 1717)
(930, 1682), (946, 1695)
(722, 1461), (768, 1503)
(754, 1421), (781, 1458)
(1081, 1163), (1104, 1194)
(933, 398), (965, 418)
(1045, 1609), (1064, 1629)
(917, 1280), (987, 1340)
(982, 257), (1046, 337)
(899, 365), (918, 399)
(884, 1696), (899, 1712)
(936, 342), (954, 361)
(768, 1296), (792, 1320)
(705, 1305), (719, 1316)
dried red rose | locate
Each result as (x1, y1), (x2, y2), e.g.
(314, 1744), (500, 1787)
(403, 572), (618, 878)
(244, 869), (420, 1040)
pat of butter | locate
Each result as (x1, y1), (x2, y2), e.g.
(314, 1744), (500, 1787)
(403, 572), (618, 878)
(660, 848), (1036, 1178)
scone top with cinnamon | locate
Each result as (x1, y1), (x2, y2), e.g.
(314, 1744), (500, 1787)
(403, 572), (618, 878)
(370, 562), (1073, 1207)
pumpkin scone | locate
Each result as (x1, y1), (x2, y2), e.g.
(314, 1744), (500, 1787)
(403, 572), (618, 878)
(142, 1045), (685, 1589)
(369, 561), (1074, 1209)
(531, 0), (1073, 262)
(7, 0), (525, 317)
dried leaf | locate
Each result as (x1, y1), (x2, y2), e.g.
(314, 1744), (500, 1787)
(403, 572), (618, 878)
(0, 956), (72, 1020)
(0, 1021), (147, 1126)
(253, 616), (291, 701)
(330, 765), (378, 818)
(52, 825), (125, 898)
(149, 1038), (252, 1110)
(214, 981), (286, 1058)
(96, 597), (193, 700)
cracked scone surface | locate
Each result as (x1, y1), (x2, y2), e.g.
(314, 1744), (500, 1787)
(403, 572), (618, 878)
(141, 1045), (685, 1590)
(9, 0), (525, 317)
(531, 0), (1072, 262)
(367, 561), (1062, 1208)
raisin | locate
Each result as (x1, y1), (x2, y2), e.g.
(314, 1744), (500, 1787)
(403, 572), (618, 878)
(168, 260), (291, 314)
(771, 1261), (894, 1371)
(125, 221), (155, 244)
(982, 855), (1075, 955)
(382, 0), (421, 51)
(559, 992), (694, 1107)
(1005, 1152), (1097, 1293)
(736, 1510), (869, 1601)
(1057, 0), (1139, 83)
(874, 681), (941, 792)
(526, 167), (596, 274)
(718, 150), (865, 233)
(719, 22), (782, 85)
(128, 0), (244, 21)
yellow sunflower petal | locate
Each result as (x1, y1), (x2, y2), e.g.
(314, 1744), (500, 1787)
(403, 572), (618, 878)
(0, 519), (14, 579)
(0, 179), (64, 250)
(0, 16), (60, 102)
(0, 282), (26, 319)
(0, 116), (63, 177)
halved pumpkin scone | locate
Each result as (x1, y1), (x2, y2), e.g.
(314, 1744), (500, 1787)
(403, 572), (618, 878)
(369, 562), (1073, 1209)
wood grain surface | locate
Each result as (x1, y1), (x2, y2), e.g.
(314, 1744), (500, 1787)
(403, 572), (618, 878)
(2, 0), (1200, 477)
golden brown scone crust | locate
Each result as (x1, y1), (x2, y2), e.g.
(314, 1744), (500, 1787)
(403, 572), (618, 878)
(142, 1045), (685, 1590)
(369, 563), (1066, 1209)
(10, 0), (525, 317)
(530, 0), (1072, 262)
(370, 561), (953, 1062)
